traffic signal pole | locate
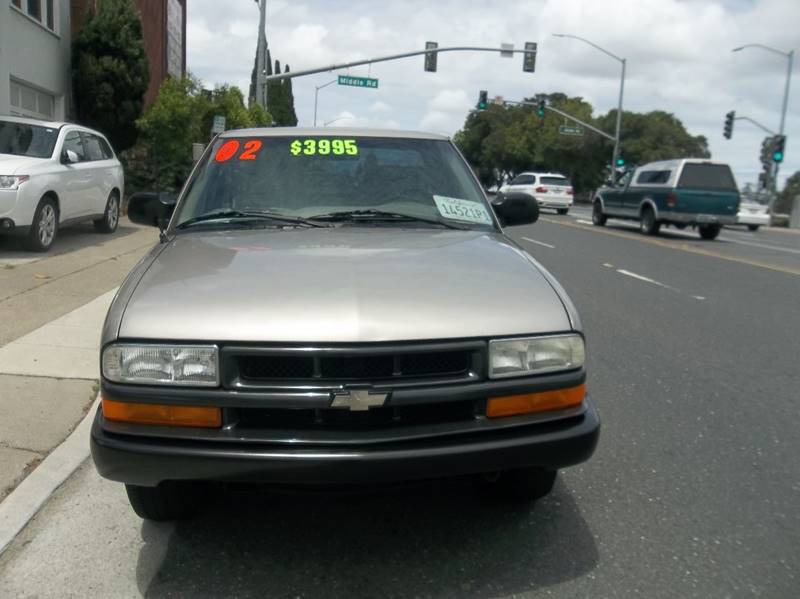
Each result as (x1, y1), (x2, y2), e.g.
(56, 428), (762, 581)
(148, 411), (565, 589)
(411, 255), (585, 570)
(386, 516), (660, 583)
(504, 100), (616, 141)
(263, 46), (537, 82)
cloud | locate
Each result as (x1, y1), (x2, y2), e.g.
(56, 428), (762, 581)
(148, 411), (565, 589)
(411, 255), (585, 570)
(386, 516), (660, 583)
(187, 0), (800, 186)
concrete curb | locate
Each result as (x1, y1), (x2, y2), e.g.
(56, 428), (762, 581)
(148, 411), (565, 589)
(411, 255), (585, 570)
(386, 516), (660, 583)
(0, 395), (99, 556)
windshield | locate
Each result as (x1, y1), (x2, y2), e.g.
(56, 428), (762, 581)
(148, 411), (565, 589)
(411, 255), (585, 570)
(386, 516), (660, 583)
(678, 163), (737, 191)
(175, 136), (495, 230)
(0, 120), (59, 158)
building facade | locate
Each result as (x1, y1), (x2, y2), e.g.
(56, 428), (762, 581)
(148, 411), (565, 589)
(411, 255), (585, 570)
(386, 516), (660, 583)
(71, 0), (186, 107)
(0, 0), (73, 120)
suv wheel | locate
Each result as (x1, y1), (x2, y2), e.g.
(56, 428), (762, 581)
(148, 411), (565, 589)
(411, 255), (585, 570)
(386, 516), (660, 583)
(24, 197), (58, 252)
(592, 201), (607, 226)
(640, 206), (660, 236)
(125, 482), (201, 521)
(747, 224), (759, 232)
(479, 467), (557, 502)
(94, 192), (120, 233)
(556, 208), (569, 215)
(699, 223), (721, 240)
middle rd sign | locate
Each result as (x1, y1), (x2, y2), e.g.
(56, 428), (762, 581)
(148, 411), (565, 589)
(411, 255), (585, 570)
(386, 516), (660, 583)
(338, 75), (379, 89)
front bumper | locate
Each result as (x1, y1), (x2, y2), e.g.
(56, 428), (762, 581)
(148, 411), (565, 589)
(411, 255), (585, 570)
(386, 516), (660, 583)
(91, 398), (600, 487)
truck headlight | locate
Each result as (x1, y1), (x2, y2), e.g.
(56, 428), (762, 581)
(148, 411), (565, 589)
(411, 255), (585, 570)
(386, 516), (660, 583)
(102, 344), (219, 386)
(0, 175), (29, 190)
(489, 335), (584, 379)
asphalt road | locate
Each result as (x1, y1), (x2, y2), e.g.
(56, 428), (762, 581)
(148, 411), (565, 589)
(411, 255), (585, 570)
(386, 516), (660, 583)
(1, 212), (799, 598)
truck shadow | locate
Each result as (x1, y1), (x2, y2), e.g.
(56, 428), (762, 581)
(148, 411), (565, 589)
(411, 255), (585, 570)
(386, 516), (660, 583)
(138, 477), (598, 598)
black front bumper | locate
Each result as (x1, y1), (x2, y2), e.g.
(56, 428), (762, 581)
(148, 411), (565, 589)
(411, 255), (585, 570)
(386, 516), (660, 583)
(90, 399), (600, 487)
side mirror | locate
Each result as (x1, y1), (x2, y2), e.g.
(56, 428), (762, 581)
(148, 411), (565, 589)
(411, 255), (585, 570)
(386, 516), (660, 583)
(491, 192), (539, 227)
(128, 192), (177, 229)
(61, 149), (79, 164)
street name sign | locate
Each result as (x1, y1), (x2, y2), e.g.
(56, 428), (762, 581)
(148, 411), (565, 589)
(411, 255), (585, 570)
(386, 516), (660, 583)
(559, 124), (583, 136)
(338, 75), (379, 89)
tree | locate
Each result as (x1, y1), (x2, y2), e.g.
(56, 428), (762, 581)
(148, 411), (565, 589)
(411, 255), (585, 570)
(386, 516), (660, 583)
(126, 75), (273, 194)
(776, 170), (800, 214)
(454, 95), (710, 194)
(72, 0), (149, 152)
(267, 60), (298, 126)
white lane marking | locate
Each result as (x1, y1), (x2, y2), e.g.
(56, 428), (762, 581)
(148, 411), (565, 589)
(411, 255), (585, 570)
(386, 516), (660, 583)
(603, 263), (614, 268)
(577, 220), (593, 225)
(616, 269), (670, 287)
(718, 237), (800, 256)
(693, 296), (706, 301)
(522, 236), (555, 249)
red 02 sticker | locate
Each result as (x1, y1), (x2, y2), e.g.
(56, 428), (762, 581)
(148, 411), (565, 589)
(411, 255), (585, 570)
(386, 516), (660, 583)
(214, 140), (240, 162)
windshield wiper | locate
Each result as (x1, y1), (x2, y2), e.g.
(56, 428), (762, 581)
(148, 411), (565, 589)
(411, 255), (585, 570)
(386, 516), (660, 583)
(176, 209), (328, 230)
(308, 209), (469, 230)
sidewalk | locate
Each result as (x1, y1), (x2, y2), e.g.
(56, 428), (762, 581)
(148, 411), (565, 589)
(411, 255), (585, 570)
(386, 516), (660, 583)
(0, 290), (115, 501)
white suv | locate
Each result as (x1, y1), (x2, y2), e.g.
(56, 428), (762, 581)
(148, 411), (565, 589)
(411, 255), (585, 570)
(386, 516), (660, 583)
(499, 172), (574, 214)
(0, 115), (124, 251)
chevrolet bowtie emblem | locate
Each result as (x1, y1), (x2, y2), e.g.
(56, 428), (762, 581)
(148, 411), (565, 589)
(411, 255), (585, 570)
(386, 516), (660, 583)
(330, 389), (389, 411)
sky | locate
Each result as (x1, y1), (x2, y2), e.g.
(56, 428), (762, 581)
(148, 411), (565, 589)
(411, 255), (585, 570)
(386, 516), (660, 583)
(186, 0), (799, 188)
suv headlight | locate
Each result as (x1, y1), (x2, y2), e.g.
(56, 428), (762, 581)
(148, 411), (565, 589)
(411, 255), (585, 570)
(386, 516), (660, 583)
(489, 334), (584, 379)
(102, 344), (219, 386)
(0, 175), (29, 190)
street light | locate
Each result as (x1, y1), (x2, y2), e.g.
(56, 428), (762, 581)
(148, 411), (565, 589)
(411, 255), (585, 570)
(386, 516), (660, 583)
(732, 44), (794, 187)
(553, 33), (626, 178)
(313, 78), (338, 127)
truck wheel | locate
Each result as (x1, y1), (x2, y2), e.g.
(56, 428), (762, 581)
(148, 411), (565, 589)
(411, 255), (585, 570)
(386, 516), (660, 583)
(557, 208), (569, 215)
(699, 224), (721, 240)
(94, 192), (120, 233)
(592, 201), (607, 226)
(480, 467), (557, 502)
(640, 207), (660, 236)
(24, 196), (58, 252)
(747, 224), (759, 232)
(125, 482), (201, 521)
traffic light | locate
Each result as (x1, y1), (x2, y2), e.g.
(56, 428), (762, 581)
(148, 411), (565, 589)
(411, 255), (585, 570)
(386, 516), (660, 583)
(477, 90), (488, 110)
(523, 42), (537, 73)
(424, 41), (438, 72)
(537, 99), (546, 118)
(615, 156), (625, 167)
(723, 111), (735, 139)
(760, 136), (774, 167)
(773, 135), (785, 163)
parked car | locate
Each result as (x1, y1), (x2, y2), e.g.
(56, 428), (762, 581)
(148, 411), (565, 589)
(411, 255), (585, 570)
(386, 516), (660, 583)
(592, 159), (740, 240)
(91, 128), (599, 520)
(499, 172), (574, 214)
(0, 115), (123, 251)
(736, 199), (770, 231)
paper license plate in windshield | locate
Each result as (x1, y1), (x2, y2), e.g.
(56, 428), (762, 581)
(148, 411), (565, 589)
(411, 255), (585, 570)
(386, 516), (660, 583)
(433, 195), (492, 225)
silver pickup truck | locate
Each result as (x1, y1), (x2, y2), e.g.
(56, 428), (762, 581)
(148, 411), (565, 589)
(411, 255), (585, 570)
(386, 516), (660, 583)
(91, 128), (599, 520)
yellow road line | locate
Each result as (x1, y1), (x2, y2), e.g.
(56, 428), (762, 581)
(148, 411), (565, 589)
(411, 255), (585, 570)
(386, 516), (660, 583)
(539, 217), (800, 277)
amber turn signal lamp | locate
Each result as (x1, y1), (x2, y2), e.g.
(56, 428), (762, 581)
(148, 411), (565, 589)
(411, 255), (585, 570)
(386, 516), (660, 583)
(102, 397), (222, 428)
(487, 384), (586, 418)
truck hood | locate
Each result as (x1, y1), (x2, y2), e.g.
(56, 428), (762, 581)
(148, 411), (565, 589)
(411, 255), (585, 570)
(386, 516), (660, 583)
(0, 153), (49, 174)
(118, 227), (571, 343)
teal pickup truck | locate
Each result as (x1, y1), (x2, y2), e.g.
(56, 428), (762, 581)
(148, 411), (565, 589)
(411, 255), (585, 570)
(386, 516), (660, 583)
(592, 159), (740, 240)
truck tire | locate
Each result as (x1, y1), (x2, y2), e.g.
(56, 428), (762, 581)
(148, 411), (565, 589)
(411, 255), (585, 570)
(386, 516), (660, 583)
(747, 224), (759, 232)
(480, 467), (557, 502)
(592, 201), (607, 226)
(640, 206), (660, 236)
(125, 482), (201, 521)
(24, 196), (59, 252)
(699, 224), (721, 240)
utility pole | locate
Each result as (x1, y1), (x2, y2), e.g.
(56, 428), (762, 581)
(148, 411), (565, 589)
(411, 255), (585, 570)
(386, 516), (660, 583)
(255, 0), (268, 110)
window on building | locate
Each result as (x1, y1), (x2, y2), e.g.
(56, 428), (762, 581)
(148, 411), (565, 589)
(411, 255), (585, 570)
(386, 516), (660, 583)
(10, 79), (56, 119)
(26, 0), (41, 21)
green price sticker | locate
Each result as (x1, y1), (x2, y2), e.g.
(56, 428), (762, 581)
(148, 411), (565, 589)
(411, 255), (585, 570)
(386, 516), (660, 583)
(289, 139), (358, 156)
